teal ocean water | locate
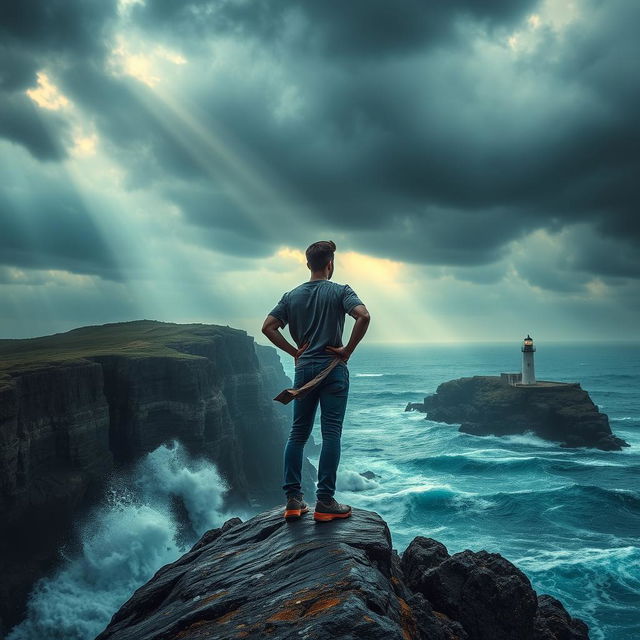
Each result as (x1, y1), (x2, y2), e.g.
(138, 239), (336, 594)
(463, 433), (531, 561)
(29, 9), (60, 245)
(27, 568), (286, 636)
(281, 343), (640, 640)
(8, 342), (639, 640)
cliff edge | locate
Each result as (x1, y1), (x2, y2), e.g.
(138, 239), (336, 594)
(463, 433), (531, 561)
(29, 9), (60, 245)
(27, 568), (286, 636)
(95, 506), (590, 640)
(406, 375), (630, 451)
(0, 320), (315, 634)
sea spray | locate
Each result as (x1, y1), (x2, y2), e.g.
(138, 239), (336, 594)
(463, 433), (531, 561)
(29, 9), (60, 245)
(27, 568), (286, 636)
(335, 468), (380, 492)
(7, 440), (235, 640)
(132, 439), (230, 534)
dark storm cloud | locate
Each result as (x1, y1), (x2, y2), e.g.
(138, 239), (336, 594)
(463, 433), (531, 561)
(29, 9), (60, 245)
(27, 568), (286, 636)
(0, 149), (123, 280)
(0, 0), (125, 278)
(0, 0), (117, 58)
(0, 94), (69, 160)
(131, 0), (537, 57)
(0, 0), (638, 288)
(121, 0), (640, 278)
(569, 228), (640, 280)
(161, 181), (266, 237)
(0, 0), (117, 159)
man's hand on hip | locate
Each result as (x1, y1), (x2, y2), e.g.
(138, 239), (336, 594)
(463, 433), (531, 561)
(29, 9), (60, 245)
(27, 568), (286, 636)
(325, 345), (351, 362)
(294, 342), (310, 366)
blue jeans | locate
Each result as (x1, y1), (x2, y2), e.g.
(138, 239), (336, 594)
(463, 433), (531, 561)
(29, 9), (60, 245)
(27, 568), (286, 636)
(282, 361), (350, 501)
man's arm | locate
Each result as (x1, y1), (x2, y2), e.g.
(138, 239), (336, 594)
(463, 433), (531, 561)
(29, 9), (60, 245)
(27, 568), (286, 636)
(262, 315), (297, 358)
(261, 315), (309, 364)
(326, 304), (370, 362)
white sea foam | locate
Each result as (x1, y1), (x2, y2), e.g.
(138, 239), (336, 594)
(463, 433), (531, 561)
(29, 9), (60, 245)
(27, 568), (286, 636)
(515, 545), (639, 572)
(516, 545), (640, 640)
(336, 469), (380, 492)
(7, 440), (233, 640)
(485, 432), (559, 448)
(355, 373), (384, 377)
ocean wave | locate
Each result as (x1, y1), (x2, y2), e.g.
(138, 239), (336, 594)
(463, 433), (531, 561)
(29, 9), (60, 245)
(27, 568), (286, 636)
(516, 544), (639, 572)
(342, 345), (638, 639)
(351, 390), (421, 398)
(400, 484), (495, 518)
(355, 373), (385, 377)
(409, 453), (539, 474)
(515, 545), (640, 640)
(407, 453), (629, 475)
(483, 484), (640, 514)
(7, 440), (235, 640)
(336, 469), (380, 492)
(451, 431), (561, 449)
(399, 482), (640, 538)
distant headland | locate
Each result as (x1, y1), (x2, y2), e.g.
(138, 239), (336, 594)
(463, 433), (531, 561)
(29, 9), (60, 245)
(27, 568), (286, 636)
(406, 336), (631, 451)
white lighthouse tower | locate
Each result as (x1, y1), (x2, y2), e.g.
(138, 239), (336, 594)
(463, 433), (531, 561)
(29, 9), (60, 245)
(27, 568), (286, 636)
(521, 334), (536, 385)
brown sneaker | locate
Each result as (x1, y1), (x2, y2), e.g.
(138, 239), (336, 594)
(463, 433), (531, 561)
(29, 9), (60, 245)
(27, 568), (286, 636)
(283, 493), (309, 520)
(313, 496), (352, 521)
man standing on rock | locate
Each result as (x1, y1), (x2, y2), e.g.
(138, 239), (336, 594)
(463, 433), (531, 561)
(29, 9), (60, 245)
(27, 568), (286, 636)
(262, 240), (370, 522)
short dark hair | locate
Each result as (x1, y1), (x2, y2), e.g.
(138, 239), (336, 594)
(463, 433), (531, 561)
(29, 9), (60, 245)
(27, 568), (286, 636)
(306, 240), (336, 271)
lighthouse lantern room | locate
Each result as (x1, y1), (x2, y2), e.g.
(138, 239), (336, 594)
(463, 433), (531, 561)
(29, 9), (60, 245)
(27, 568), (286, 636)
(521, 334), (536, 385)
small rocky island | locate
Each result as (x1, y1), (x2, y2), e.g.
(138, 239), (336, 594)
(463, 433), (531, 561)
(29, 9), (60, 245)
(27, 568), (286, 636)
(406, 375), (630, 451)
(407, 336), (630, 451)
(95, 506), (589, 640)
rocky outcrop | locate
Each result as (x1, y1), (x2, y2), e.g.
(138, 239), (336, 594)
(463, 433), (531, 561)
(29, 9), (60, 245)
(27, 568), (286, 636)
(406, 375), (630, 451)
(0, 320), (316, 634)
(95, 506), (589, 640)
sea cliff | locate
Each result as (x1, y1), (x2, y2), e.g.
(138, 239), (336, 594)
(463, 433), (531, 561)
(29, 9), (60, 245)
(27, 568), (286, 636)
(95, 505), (590, 640)
(406, 375), (630, 451)
(0, 320), (315, 634)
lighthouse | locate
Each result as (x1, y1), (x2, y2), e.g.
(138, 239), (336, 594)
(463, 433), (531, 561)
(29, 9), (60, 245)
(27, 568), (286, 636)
(521, 334), (536, 385)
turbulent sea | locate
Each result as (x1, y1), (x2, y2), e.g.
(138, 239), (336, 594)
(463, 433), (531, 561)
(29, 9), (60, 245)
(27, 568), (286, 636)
(8, 343), (640, 640)
(318, 343), (640, 640)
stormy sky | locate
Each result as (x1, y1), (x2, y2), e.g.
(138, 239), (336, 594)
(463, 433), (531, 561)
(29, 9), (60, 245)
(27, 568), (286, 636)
(1, 0), (638, 344)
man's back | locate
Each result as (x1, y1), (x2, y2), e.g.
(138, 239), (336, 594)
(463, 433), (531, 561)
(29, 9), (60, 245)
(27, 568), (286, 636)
(268, 280), (363, 367)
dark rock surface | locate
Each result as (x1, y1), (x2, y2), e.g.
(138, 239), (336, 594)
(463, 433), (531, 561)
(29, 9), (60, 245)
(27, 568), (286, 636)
(96, 506), (589, 640)
(406, 375), (630, 451)
(0, 320), (316, 634)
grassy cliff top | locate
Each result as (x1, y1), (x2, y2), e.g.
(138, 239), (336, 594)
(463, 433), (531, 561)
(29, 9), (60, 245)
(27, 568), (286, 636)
(0, 320), (247, 380)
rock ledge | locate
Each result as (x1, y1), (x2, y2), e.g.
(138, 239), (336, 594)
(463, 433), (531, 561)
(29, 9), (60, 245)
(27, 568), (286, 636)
(96, 506), (589, 640)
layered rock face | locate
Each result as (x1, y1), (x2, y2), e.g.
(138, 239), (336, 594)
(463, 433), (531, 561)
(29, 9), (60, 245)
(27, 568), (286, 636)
(95, 506), (589, 640)
(0, 321), (315, 634)
(407, 376), (630, 451)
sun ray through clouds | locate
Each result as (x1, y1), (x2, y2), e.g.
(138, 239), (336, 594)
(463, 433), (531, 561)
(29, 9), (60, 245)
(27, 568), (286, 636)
(128, 78), (311, 243)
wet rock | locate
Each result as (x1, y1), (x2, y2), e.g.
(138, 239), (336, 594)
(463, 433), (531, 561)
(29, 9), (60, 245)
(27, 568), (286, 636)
(96, 507), (422, 640)
(534, 594), (590, 639)
(95, 507), (589, 640)
(401, 536), (589, 640)
(593, 434), (631, 451)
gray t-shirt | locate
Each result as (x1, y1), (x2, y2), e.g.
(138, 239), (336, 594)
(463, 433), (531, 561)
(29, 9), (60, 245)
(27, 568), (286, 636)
(268, 280), (363, 367)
